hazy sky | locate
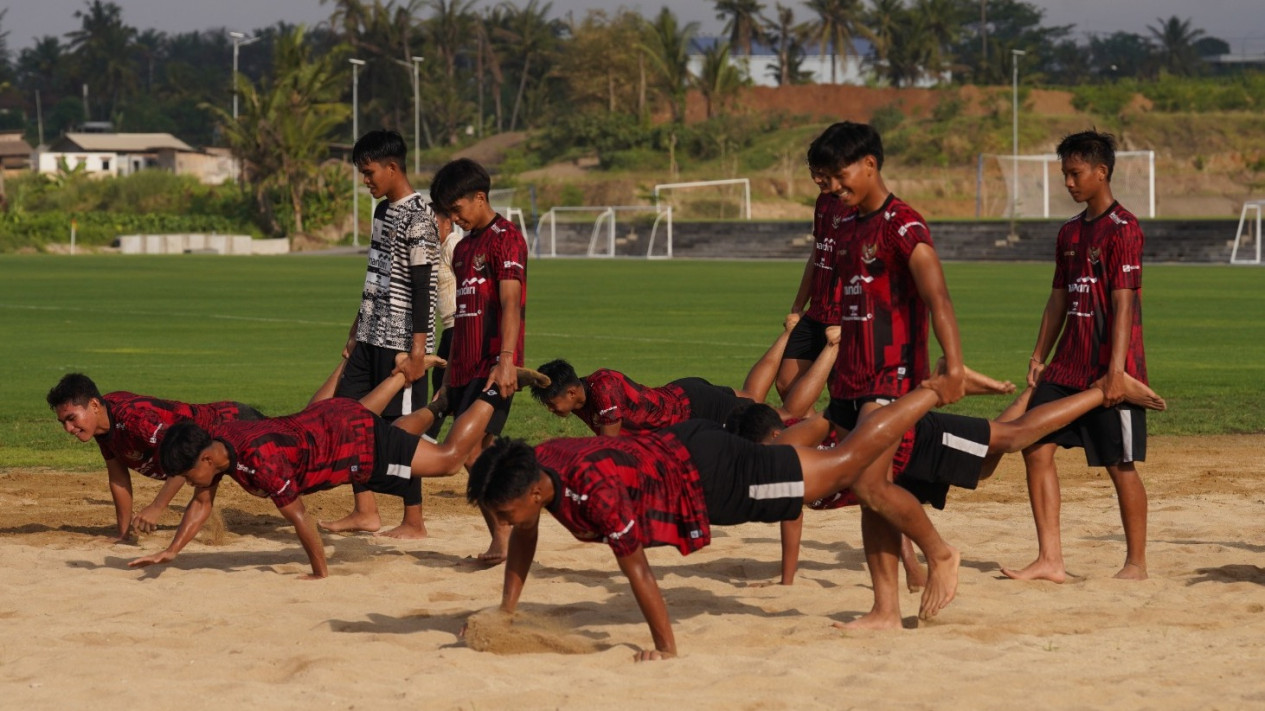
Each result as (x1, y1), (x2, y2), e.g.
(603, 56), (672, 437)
(5, 0), (1263, 54)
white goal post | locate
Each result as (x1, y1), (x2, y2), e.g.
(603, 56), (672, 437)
(534, 205), (673, 259)
(977, 151), (1155, 219)
(653, 178), (751, 220)
(1230, 200), (1265, 265)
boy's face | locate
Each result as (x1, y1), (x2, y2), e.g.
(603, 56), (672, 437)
(810, 157), (875, 208)
(543, 386), (584, 418)
(490, 487), (546, 529)
(434, 211), (455, 242)
(181, 451), (219, 488)
(359, 159), (400, 200)
(54, 399), (107, 441)
(1061, 155), (1109, 204)
(446, 192), (494, 231)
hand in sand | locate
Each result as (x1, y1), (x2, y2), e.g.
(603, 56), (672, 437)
(131, 505), (164, 534)
(128, 550), (176, 568)
(634, 648), (676, 662)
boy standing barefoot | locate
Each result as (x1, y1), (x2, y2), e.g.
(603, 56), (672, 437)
(1003, 130), (1152, 583)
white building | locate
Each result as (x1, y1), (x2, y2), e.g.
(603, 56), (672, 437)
(34, 132), (240, 184)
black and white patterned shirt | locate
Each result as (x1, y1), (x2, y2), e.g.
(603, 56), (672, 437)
(355, 192), (440, 352)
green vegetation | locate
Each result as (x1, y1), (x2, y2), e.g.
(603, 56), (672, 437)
(2, 255), (1262, 472)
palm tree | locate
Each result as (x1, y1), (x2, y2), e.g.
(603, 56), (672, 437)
(911, 0), (960, 81)
(209, 26), (349, 235)
(764, 3), (812, 86)
(1147, 15), (1206, 76)
(638, 7), (699, 123)
(694, 41), (747, 118)
(713, 0), (764, 56)
(65, 0), (138, 121)
(496, 0), (561, 132)
(803, 0), (867, 84)
(862, 0), (903, 82)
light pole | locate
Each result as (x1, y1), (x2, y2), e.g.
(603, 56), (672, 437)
(229, 31), (259, 121)
(412, 56), (424, 175)
(350, 58), (366, 247)
(1010, 48), (1026, 239)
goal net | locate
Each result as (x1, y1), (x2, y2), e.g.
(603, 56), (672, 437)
(534, 205), (673, 259)
(654, 178), (751, 220)
(978, 151), (1155, 219)
(1230, 200), (1265, 265)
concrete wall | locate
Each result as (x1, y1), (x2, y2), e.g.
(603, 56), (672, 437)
(117, 234), (289, 255)
(638, 219), (1243, 263)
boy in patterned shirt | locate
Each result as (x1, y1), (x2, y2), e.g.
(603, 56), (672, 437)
(812, 121), (967, 630)
(325, 130), (440, 540)
(1003, 130), (1153, 583)
(468, 372), (965, 661)
(47, 373), (264, 542)
(429, 157), (528, 565)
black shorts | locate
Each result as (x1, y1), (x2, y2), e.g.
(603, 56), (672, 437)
(669, 419), (804, 526)
(784, 316), (830, 361)
(671, 377), (751, 425)
(450, 379), (514, 436)
(897, 412), (991, 510)
(1029, 380), (1147, 467)
(824, 395), (893, 432)
(336, 342), (429, 421)
(365, 417), (424, 506)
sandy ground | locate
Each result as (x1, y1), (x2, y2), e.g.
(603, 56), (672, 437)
(2, 435), (1264, 710)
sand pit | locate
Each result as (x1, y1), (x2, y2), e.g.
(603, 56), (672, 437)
(2, 434), (1264, 709)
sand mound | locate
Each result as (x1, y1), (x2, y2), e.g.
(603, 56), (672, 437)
(464, 607), (604, 655)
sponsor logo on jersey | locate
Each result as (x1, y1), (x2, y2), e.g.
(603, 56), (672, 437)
(897, 221), (925, 237)
(1109, 211), (1129, 225)
(563, 487), (588, 504)
(1122, 264), (1139, 273)
(148, 423), (165, 444)
(503, 260), (523, 269)
(843, 274), (873, 296)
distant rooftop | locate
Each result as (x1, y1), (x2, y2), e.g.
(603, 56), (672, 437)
(52, 132), (195, 153)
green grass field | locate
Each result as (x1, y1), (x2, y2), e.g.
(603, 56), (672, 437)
(2, 254), (1263, 471)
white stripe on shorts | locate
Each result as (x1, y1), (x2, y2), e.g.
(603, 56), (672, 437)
(942, 432), (989, 458)
(749, 481), (805, 500)
(401, 384), (413, 416)
(386, 463), (411, 480)
(1120, 408), (1134, 462)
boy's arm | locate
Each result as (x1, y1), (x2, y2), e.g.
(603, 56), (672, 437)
(276, 497), (328, 580)
(909, 244), (965, 404)
(128, 481), (218, 568)
(343, 314), (360, 359)
(1028, 289), (1068, 386)
(616, 546), (677, 661)
(500, 520), (539, 613)
(485, 279), (523, 396)
(131, 475), (188, 534)
(779, 514), (803, 585)
(396, 263), (437, 382)
(789, 253), (814, 317)
(1101, 289), (1135, 406)
(598, 422), (622, 438)
(105, 458), (134, 542)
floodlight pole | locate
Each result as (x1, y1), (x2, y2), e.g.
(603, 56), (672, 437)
(229, 31), (259, 121)
(350, 58), (366, 247)
(412, 56), (424, 175)
(1010, 48), (1026, 239)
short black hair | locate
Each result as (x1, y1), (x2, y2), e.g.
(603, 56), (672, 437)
(531, 359), (583, 404)
(467, 438), (542, 508)
(807, 121), (884, 173)
(159, 420), (213, 476)
(1057, 130), (1117, 181)
(47, 373), (103, 409)
(429, 158), (491, 213)
(352, 129), (407, 170)
(724, 401), (785, 443)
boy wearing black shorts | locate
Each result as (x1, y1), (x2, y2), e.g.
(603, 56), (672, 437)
(429, 157), (528, 564)
(1004, 131), (1153, 584)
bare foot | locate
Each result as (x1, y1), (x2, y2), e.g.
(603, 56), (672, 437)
(1113, 561), (1148, 580)
(318, 512), (382, 534)
(516, 367), (551, 390)
(1000, 558), (1067, 584)
(832, 611), (903, 631)
(1119, 375), (1166, 411)
(919, 546), (961, 620)
(476, 548), (506, 566)
(376, 522), (429, 540)
(963, 365), (1016, 395)
(904, 566), (927, 593)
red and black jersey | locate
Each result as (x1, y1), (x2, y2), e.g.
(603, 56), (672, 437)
(574, 369), (691, 435)
(1042, 202), (1147, 389)
(804, 193), (847, 324)
(96, 392), (251, 480)
(447, 215), (527, 388)
(829, 194), (933, 400)
(535, 430), (711, 558)
(213, 398), (377, 509)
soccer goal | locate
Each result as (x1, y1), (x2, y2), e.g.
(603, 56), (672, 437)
(654, 178), (751, 220)
(976, 151), (1156, 219)
(534, 205), (673, 259)
(488, 187), (529, 236)
(1230, 200), (1265, 265)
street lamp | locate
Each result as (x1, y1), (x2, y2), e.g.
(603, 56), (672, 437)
(350, 58), (366, 247)
(229, 31), (259, 121)
(1010, 48), (1026, 238)
(412, 56), (424, 175)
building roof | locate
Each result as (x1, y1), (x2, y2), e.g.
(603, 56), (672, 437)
(0, 131), (33, 157)
(52, 132), (195, 153)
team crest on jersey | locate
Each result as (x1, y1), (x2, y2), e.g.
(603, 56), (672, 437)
(861, 243), (878, 264)
(831, 214), (843, 229)
(472, 253), (486, 272)
(1088, 247), (1101, 264)
(126, 450), (144, 462)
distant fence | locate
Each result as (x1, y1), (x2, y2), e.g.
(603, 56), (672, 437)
(116, 234), (289, 255)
